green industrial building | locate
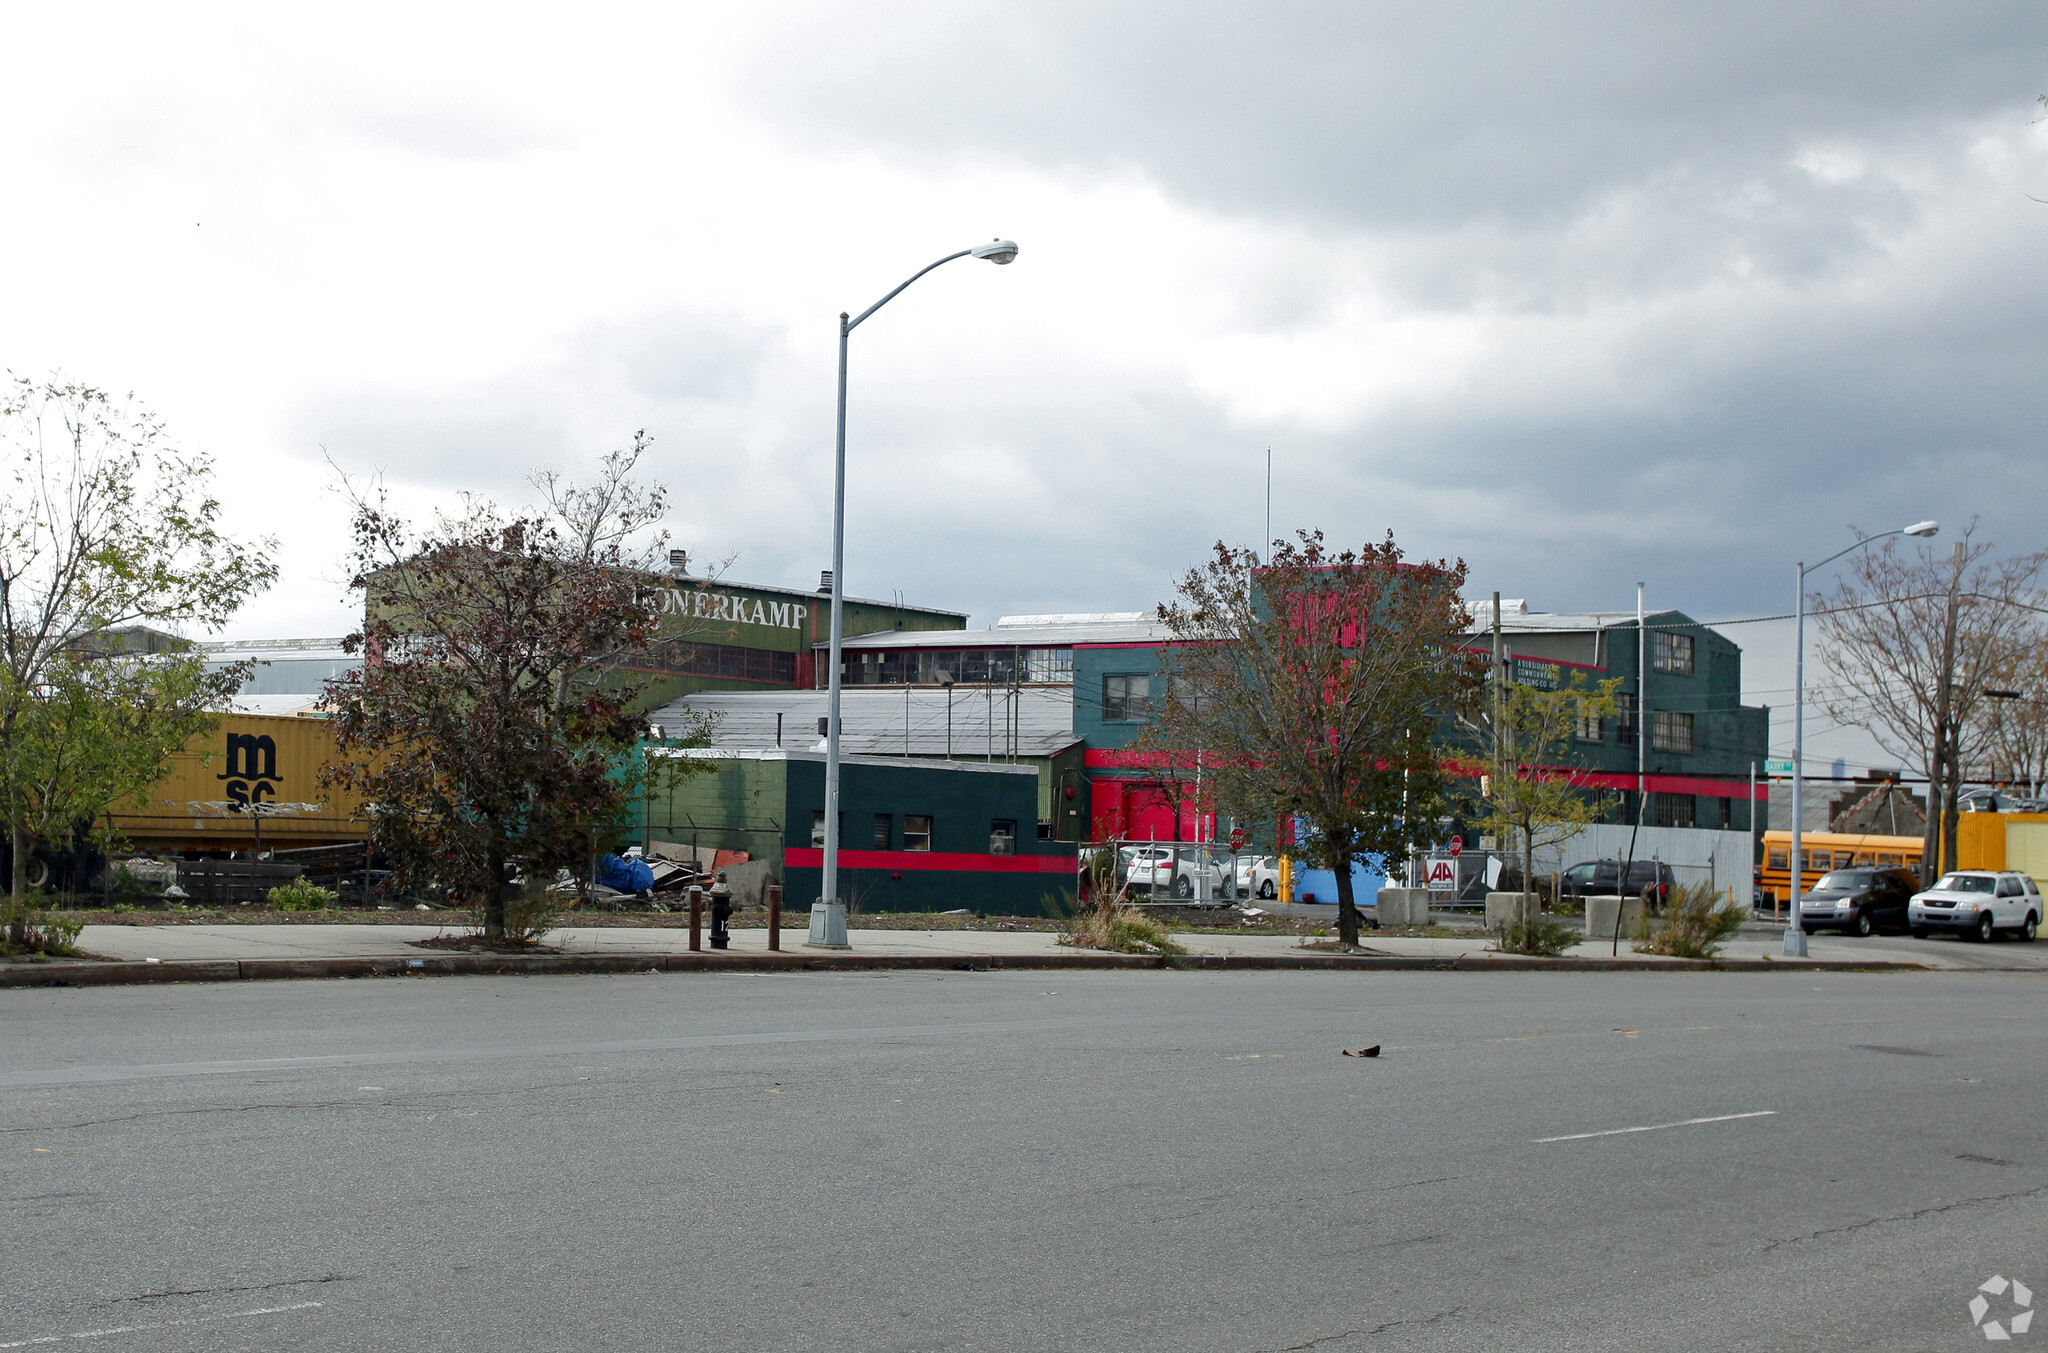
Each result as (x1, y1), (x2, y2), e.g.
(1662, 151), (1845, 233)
(640, 747), (1078, 915)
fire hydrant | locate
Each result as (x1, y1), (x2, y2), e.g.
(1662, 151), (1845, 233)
(709, 874), (733, 950)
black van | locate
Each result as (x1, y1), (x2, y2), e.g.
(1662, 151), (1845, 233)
(1558, 859), (1677, 905)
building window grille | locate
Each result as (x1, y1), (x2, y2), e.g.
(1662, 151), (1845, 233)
(1576, 710), (1604, 742)
(1103, 674), (1151, 722)
(1653, 709), (1694, 754)
(872, 814), (892, 850)
(1616, 693), (1637, 746)
(641, 640), (796, 686)
(1655, 793), (1696, 828)
(841, 646), (1076, 686)
(1653, 631), (1696, 676)
(903, 815), (932, 852)
(989, 819), (1016, 855)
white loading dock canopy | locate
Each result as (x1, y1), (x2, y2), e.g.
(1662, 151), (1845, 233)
(647, 686), (1081, 760)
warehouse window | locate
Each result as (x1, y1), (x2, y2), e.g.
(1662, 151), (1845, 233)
(1616, 693), (1637, 746)
(1576, 709), (1604, 743)
(1655, 793), (1696, 828)
(1653, 710), (1694, 754)
(872, 814), (892, 850)
(903, 815), (932, 852)
(811, 811), (824, 847)
(1103, 674), (1150, 722)
(989, 819), (1016, 855)
(1653, 631), (1696, 676)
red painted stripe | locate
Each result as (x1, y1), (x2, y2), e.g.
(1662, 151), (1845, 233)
(1565, 770), (1764, 800)
(784, 848), (1076, 874)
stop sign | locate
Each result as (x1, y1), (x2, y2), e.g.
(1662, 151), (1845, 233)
(1229, 827), (1246, 851)
(1449, 837), (1463, 857)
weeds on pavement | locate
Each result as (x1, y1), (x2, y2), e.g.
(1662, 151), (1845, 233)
(1635, 881), (1747, 960)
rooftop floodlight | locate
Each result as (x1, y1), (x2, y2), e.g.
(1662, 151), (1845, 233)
(971, 238), (1020, 264)
(1904, 520), (1939, 537)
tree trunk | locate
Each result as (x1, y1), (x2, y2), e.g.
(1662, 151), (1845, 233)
(1942, 740), (1962, 884)
(7, 820), (27, 945)
(484, 844), (507, 938)
(1523, 823), (1536, 917)
(1334, 849), (1360, 947)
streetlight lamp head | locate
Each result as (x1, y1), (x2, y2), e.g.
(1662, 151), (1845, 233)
(971, 239), (1019, 264)
(1904, 520), (1939, 537)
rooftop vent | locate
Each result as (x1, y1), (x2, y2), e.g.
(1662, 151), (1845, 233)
(667, 549), (689, 576)
(819, 571), (834, 594)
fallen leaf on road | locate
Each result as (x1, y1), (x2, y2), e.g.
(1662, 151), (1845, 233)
(1341, 1046), (1381, 1058)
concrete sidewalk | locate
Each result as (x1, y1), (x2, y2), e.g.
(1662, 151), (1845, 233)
(62, 922), (2048, 971)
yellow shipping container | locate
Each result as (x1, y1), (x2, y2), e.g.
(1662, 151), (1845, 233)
(109, 714), (367, 852)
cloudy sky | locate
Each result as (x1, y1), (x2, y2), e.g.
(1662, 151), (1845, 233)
(5, 2), (2046, 771)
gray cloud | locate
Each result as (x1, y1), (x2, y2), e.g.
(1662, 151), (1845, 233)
(741, 1), (2047, 232)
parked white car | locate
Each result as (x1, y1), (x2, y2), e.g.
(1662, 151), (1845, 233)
(1123, 845), (1231, 902)
(1234, 855), (1279, 900)
(1907, 870), (2041, 942)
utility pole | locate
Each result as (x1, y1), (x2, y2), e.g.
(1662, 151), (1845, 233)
(1924, 540), (1966, 883)
(1491, 591), (1505, 800)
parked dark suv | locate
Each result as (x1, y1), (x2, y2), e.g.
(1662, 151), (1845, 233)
(1558, 859), (1677, 905)
(1797, 866), (1919, 936)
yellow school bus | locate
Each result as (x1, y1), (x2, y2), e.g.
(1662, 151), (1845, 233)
(1758, 830), (1923, 905)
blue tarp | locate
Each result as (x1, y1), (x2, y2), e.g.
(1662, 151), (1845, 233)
(1291, 857), (1386, 908)
(596, 853), (654, 893)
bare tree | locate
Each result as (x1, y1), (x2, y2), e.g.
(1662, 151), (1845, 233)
(1816, 525), (2048, 880)
(1148, 532), (1485, 947)
(1979, 636), (2048, 795)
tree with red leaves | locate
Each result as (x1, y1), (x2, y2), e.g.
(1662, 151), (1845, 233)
(1149, 532), (1485, 947)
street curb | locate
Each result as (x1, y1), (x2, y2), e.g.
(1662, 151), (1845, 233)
(0, 949), (1955, 987)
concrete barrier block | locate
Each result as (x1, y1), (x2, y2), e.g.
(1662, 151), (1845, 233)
(1375, 888), (1430, 926)
(1584, 895), (1646, 942)
(1485, 892), (1538, 930)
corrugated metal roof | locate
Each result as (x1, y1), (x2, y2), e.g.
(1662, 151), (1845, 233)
(1464, 601), (1701, 635)
(198, 637), (356, 662)
(648, 686), (1080, 759)
(833, 617), (1168, 650)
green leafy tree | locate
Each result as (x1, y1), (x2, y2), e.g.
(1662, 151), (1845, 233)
(1148, 532), (1485, 946)
(12, 650), (243, 881)
(1463, 672), (1621, 939)
(322, 439), (710, 940)
(0, 377), (274, 917)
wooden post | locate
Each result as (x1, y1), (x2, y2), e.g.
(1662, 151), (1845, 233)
(688, 885), (703, 952)
(767, 883), (782, 951)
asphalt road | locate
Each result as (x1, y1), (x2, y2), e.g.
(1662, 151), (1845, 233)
(2, 968), (2043, 1352)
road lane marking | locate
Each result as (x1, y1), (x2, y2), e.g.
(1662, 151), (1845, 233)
(0, 1017), (1097, 1088)
(1533, 1110), (1776, 1143)
(0, 1300), (321, 1347)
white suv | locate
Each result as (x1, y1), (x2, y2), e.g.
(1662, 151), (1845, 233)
(1234, 855), (1279, 900)
(1908, 870), (2042, 942)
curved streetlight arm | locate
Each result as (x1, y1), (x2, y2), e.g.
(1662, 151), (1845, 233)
(1803, 526), (1913, 580)
(846, 250), (973, 334)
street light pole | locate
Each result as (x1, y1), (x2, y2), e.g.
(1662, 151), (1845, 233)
(1785, 519), (1939, 957)
(811, 239), (1019, 949)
